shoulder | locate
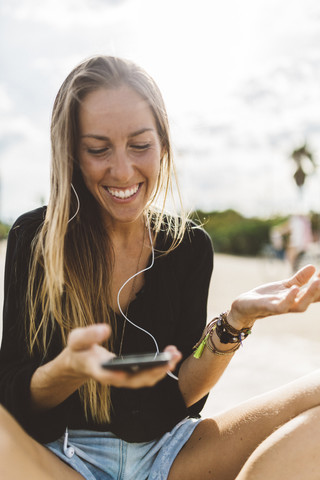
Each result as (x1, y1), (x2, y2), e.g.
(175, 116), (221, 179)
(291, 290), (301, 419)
(179, 221), (214, 269)
(7, 207), (47, 253)
(11, 206), (47, 230)
(183, 220), (213, 250)
(9, 207), (46, 238)
(4, 207), (47, 290)
(157, 216), (213, 265)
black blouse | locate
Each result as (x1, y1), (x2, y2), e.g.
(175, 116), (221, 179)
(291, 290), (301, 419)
(0, 207), (214, 444)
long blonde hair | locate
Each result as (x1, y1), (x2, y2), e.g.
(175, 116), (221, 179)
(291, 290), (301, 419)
(27, 56), (186, 423)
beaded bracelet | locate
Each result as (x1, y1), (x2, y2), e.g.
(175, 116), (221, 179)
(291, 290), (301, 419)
(215, 311), (252, 344)
(206, 326), (240, 355)
(193, 312), (252, 359)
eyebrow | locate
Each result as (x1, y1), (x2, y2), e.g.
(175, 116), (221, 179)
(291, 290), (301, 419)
(81, 128), (155, 141)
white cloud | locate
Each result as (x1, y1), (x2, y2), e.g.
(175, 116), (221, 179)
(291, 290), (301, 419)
(1, 0), (320, 221)
(0, 85), (14, 113)
(1, 135), (50, 222)
(1, 0), (129, 27)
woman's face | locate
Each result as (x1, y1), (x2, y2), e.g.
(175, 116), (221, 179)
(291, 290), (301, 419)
(78, 86), (162, 227)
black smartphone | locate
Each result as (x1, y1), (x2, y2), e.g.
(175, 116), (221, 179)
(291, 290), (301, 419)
(101, 352), (172, 373)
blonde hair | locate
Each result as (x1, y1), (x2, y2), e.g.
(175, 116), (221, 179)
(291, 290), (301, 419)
(27, 55), (186, 423)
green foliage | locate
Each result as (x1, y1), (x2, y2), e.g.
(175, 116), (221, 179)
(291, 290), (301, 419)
(0, 221), (11, 240)
(192, 209), (287, 256)
(310, 212), (320, 240)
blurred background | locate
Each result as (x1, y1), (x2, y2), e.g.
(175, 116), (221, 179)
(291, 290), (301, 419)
(0, 0), (320, 224)
(0, 0), (320, 412)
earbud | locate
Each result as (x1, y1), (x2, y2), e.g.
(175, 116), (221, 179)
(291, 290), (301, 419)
(64, 445), (75, 458)
(63, 427), (75, 458)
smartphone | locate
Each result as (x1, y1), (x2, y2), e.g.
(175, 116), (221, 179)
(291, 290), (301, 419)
(101, 352), (172, 373)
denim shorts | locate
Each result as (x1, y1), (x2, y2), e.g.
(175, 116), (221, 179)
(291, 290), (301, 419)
(45, 417), (202, 480)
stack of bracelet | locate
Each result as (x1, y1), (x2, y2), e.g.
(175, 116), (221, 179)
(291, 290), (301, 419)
(193, 311), (252, 359)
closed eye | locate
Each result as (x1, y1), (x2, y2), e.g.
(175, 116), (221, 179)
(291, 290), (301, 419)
(131, 144), (151, 151)
(87, 147), (109, 155)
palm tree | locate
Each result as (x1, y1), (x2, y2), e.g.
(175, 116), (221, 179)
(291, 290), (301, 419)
(290, 143), (317, 188)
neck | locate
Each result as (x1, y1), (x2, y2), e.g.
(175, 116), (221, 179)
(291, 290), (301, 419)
(108, 217), (147, 249)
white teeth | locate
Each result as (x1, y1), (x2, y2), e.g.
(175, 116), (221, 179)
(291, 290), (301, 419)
(107, 184), (139, 199)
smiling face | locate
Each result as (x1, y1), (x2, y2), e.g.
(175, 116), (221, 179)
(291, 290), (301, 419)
(78, 86), (162, 228)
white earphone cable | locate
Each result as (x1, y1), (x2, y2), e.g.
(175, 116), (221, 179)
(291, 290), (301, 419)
(116, 219), (158, 354)
(68, 184), (80, 224)
(116, 218), (178, 381)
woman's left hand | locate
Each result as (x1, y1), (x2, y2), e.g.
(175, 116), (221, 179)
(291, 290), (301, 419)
(228, 264), (320, 330)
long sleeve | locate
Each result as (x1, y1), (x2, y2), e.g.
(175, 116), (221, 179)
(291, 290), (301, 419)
(0, 208), (73, 442)
(0, 216), (40, 433)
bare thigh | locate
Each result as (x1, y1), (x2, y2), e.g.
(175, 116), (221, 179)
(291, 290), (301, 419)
(0, 405), (83, 480)
(237, 405), (320, 480)
(168, 370), (320, 480)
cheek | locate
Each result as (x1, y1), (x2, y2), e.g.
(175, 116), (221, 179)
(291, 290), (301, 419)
(147, 159), (161, 189)
(152, 155), (161, 174)
(149, 149), (161, 177)
(79, 158), (101, 185)
(79, 168), (92, 190)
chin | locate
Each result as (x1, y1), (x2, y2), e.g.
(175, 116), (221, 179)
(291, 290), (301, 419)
(103, 208), (144, 225)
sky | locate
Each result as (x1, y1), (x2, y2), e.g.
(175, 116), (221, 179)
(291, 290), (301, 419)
(0, 0), (320, 223)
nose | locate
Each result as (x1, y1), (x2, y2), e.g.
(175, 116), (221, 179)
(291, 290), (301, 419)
(109, 149), (134, 184)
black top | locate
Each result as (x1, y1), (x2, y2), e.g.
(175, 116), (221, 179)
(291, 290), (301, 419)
(0, 207), (214, 444)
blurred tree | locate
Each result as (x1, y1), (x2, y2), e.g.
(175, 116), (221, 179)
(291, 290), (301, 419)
(290, 143), (317, 188)
(192, 209), (283, 256)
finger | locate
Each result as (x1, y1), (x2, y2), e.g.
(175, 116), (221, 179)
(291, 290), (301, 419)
(94, 366), (129, 385)
(125, 365), (169, 388)
(68, 324), (111, 351)
(97, 348), (182, 388)
(292, 278), (320, 312)
(163, 345), (182, 370)
(275, 285), (300, 313)
(286, 264), (316, 288)
(100, 367), (165, 389)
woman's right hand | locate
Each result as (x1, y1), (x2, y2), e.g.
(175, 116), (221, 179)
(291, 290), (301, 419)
(31, 324), (181, 411)
(66, 324), (181, 389)
(65, 323), (115, 382)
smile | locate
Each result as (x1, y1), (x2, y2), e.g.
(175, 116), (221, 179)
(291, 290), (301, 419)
(105, 184), (140, 200)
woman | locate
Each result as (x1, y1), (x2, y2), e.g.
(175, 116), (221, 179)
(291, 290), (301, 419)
(0, 55), (319, 480)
